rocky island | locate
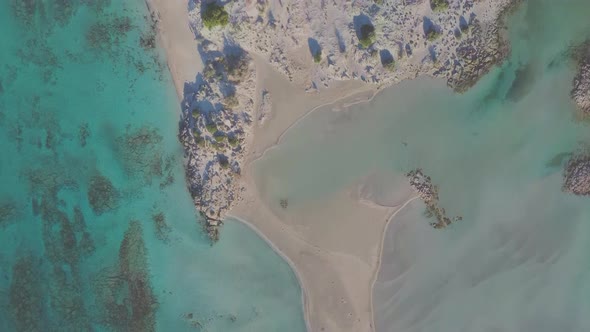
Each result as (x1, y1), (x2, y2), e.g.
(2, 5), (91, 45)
(407, 168), (462, 228)
(173, 0), (522, 241)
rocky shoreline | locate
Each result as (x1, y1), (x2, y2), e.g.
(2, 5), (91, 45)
(176, 0), (521, 242)
(563, 154), (590, 196)
(177, 36), (257, 242)
(190, 0), (520, 92)
(570, 41), (590, 116)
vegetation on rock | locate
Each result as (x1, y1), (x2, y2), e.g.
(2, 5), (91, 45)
(228, 135), (239, 147)
(191, 107), (201, 118)
(201, 3), (229, 30)
(359, 24), (376, 48)
(430, 0), (449, 11)
(383, 60), (395, 71)
(313, 50), (322, 63)
(223, 94), (239, 108)
(214, 134), (225, 142)
(224, 52), (250, 82)
(206, 122), (218, 134)
(426, 28), (442, 41)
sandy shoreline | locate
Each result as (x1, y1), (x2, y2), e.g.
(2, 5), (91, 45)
(367, 196), (420, 330)
(234, 58), (399, 331)
(144, 0), (202, 100)
(226, 214), (313, 332)
(146, 0), (437, 330)
(146, 0), (516, 331)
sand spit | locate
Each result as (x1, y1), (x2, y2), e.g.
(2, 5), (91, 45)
(147, 0), (524, 330)
(232, 168), (415, 332)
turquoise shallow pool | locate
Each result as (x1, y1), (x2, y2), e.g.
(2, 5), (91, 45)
(0, 1), (305, 331)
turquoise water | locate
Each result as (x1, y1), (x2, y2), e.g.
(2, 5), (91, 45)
(0, 1), (305, 331)
(253, 0), (590, 331)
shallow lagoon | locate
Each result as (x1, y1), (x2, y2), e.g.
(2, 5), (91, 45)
(253, 0), (590, 331)
(0, 1), (305, 331)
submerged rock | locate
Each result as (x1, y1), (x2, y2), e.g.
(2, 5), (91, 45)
(87, 173), (119, 215)
(563, 155), (590, 196)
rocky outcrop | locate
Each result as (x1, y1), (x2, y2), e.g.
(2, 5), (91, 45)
(445, 20), (509, 92)
(563, 155), (590, 196)
(189, 0), (520, 92)
(571, 42), (590, 116)
(407, 169), (462, 228)
(177, 37), (256, 242)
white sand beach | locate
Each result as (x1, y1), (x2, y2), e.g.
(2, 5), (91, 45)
(145, 0), (203, 99)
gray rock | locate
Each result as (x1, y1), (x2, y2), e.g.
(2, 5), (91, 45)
(563, 156), (590, 196)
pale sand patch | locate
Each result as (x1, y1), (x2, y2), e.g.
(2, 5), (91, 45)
(145, 0), (202, 99)
(233, 62), (417, 331)
(231, 177), (405, 332)
(249, 55), (376, 158)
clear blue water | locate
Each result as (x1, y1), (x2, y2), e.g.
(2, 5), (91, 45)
(0, 1), (305, 331)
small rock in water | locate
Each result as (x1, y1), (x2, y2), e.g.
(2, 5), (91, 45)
(563, 156), (590, 195)
(280, 199), (288, 209)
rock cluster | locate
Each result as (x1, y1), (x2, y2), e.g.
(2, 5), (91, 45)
(563, 155), (590, 196)
(407, 169), (462, 228)
(178, 35), (257, 242)
(189, 0), (519, 92)
(571, 42), (590, 116)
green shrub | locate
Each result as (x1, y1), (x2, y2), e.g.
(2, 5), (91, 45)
(359, 24), (376, 48)
(219, 157), (229, 169)
(196, 137), (206, 147)
(225, 53), (249, 80)
(191, 107), (201, 118)
(202, 3), (229, 29)
(313, 50), (322, 63)
(430, 0), (449, 11)
(228, 135), (239, 147)
(426, 29), (441, 41)
(203, 65), (216, 80)
(383, 60), (395, 71)
(224, 95), (239, 109)
(206, 122), (218, 134)
(214, 134), (225, 142)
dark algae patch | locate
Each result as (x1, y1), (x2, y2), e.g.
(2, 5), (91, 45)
(87, 172), (119, 215)
(9, 256), (46, 332)
(93, 221), (158, 332)
(153, 212), (172, 243)
(0, 0), (166, 331)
